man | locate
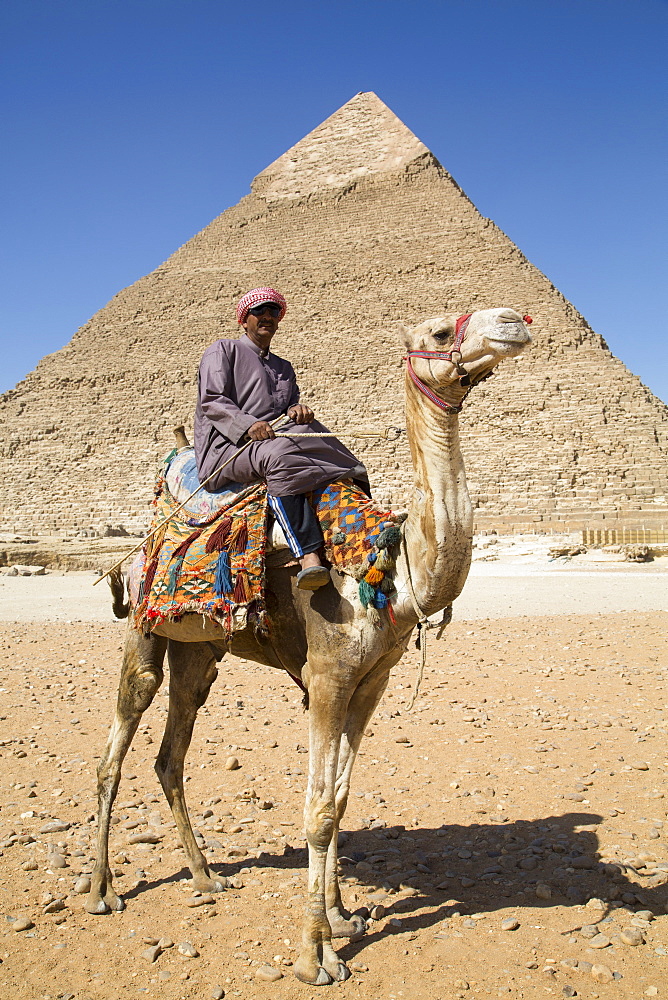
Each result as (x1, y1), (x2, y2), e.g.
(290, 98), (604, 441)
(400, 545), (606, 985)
(194, 287), (369, 590)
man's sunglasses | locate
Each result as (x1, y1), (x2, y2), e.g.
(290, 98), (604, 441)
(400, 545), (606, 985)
(248, 303), (282, 317)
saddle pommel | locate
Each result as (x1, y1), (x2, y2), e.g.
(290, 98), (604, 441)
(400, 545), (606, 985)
(173, 425), (190, 450)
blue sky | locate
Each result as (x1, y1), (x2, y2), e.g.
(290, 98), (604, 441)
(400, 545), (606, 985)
(1, 0), (666, 402)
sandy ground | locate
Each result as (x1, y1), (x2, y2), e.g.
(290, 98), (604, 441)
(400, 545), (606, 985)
(1, 541), (667, 624)
(1, 545), (667, 999)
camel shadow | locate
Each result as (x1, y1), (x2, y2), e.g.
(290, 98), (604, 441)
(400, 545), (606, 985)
(124, 811), (668, 947)
(332, 812), (667, 962)
(121, 842), (310, 902)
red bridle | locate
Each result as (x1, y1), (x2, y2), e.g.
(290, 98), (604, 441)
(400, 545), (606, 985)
(403, 313), (473, 413)
(404, 313), (532, 414)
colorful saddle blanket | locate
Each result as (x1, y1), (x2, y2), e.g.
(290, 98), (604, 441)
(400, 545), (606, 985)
(164, 447), (254, 520)
(132, 450), (404, 639)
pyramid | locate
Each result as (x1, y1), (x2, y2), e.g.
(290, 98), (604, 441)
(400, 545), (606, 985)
(1, 92), (667, 536)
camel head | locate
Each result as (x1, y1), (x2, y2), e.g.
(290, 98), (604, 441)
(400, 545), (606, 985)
(402, 308), (532, 412)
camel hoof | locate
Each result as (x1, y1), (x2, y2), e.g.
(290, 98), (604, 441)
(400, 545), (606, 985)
(349, 920), (366, 942)
(85, 887), (125, 914)
(191, 875), (229, 893)
(84, 897), (111, 915)
(294, 963), (333, 986)
(326, 960), (351, 982)
(328, 911), (367, 940)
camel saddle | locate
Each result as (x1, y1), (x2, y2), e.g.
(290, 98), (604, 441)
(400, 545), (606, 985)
(129, 448), (403, 642)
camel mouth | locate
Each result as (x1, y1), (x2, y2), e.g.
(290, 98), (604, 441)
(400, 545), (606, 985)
(484, 338), (529, 359)
(487, 333), (530, 346)
(485, 322), (532, 350)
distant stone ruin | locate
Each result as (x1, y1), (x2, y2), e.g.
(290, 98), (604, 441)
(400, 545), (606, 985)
(1, 92), (666, 535)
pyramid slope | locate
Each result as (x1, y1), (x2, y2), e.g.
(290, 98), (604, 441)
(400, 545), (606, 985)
(1, 93), (667, 536)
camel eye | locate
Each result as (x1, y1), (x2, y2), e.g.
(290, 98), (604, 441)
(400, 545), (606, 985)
(432, 330), (452, 344)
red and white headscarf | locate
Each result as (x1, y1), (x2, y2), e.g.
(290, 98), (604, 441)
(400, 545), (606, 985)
(236, 287), (287, 325)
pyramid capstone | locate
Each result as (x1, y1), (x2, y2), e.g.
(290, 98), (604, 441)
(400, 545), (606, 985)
(1, 92), (667, 538)
(252, 92), (433, 202)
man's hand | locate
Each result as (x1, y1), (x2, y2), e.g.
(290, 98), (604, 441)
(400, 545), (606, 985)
(287, 404), (315, 425)
(248, 420), (276, 441)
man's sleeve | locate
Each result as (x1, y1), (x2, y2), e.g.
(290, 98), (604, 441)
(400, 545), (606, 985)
(198, 344), (258, 446)
(287, 363), (300, 409)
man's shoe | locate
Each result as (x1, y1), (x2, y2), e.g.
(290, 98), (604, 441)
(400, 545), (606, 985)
(296, 566), (330, 590)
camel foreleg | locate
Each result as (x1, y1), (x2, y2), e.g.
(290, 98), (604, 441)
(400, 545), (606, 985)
(154, 640), (228, 893)
(86, 628), (166, 914)
(326, 663), (390, 938)
(294, 672), (351, 986)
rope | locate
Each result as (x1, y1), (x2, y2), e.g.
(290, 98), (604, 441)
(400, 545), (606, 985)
(400, 529), (452, 710)
(274, 428), (404, 440)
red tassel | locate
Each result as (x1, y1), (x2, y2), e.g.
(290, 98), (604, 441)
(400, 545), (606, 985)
(141, 555), (159, 599)
(388, 603), (397, 625)
(205, 515), (232, 553)
(171, 529), (201, 561)
(231, 517), (248, 554)
(233, 569), (251, 604)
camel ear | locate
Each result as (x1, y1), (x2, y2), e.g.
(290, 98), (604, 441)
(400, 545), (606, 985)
(397, 323), (412, 350)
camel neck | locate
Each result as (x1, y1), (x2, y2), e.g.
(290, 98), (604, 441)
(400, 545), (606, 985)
(401, 374), (473, 618)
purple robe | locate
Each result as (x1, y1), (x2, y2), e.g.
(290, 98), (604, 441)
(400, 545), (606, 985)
(194, 335), (366, 496)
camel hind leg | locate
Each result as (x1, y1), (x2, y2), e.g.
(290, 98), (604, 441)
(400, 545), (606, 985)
(154, 640), (228, 893)
(86, 627), (166, 914)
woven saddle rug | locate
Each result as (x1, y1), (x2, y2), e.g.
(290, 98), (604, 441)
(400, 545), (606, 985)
(131, 450), (404, 640)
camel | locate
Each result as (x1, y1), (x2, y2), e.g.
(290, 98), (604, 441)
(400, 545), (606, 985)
(86, 307), (531, 985)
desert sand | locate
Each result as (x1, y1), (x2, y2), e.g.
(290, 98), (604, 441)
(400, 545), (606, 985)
(1, 541), (667, 999)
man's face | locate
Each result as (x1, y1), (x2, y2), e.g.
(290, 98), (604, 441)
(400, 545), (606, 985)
(242, 304), (281, 348)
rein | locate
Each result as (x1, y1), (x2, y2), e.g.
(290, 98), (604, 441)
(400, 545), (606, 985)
(400, 527), (452, 711)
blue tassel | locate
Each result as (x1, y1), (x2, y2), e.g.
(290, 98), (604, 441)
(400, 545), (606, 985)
(376, 525), (402, 549)
(367, 551), (377, 564)
(374, 590), (388, 609)
(166, 555), (184, 595)
(214, 550), (232, 595)
(358, 579), (375, 608)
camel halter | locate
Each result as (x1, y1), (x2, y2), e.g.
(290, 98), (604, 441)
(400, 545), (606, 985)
(404, 313), (473, 413)
(405, 313), (534, 414)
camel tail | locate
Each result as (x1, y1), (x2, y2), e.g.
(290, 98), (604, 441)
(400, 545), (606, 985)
(108, 567), (130, 619)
